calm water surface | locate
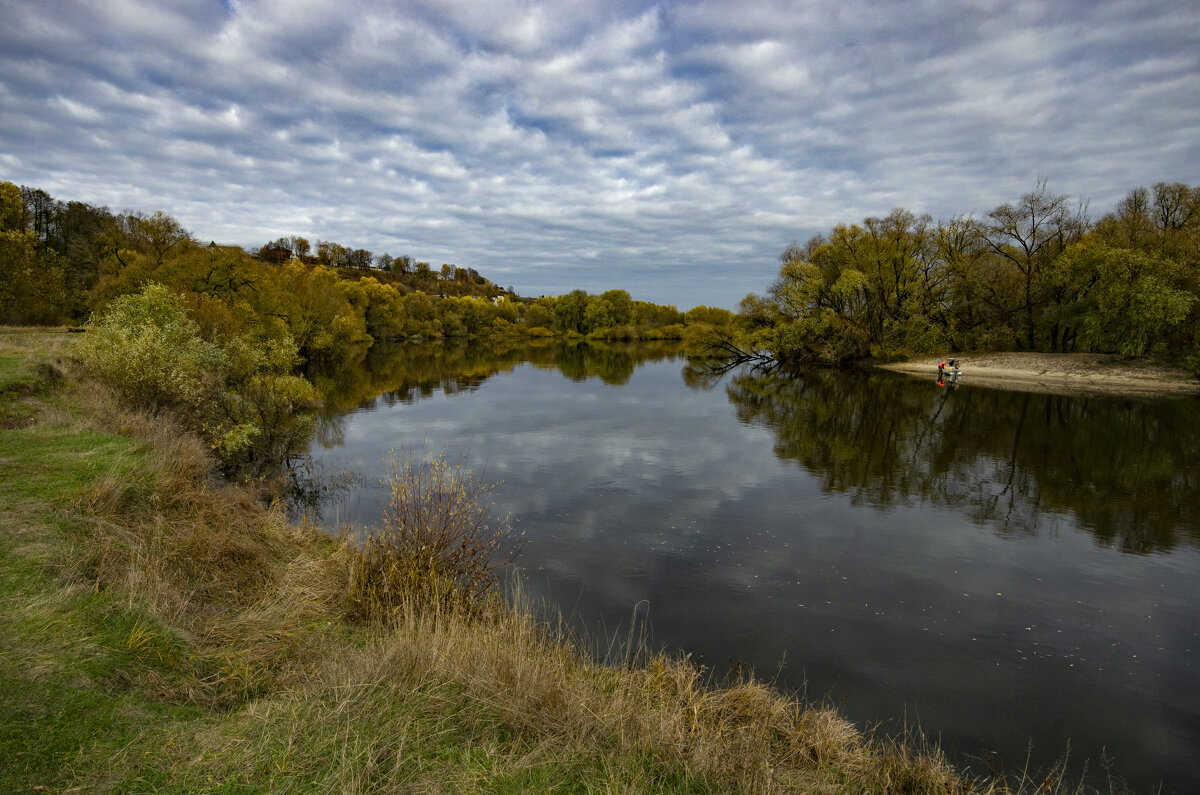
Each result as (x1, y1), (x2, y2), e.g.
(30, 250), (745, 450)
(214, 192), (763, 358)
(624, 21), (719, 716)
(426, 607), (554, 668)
(305, 341), (1199, 793)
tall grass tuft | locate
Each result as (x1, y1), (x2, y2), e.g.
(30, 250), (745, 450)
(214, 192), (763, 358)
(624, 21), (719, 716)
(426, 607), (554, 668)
(350, 445), (519, 620)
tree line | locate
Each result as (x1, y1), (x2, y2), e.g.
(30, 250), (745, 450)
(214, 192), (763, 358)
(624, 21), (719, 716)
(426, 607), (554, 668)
(0, 181), (734, 362)
(256, 235), (505, 299)
(732, 179), (1200, 371)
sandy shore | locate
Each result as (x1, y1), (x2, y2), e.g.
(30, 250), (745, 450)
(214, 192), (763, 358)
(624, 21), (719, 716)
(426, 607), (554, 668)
(877, 352), (1200, 397)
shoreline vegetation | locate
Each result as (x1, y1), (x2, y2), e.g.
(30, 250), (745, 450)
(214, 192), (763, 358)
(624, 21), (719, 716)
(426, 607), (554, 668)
(0, 327), (1136, 793)
(721, 180), (1200, 380)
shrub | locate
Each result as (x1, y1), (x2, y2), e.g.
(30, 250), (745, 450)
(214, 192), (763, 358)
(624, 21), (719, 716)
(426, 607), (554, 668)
(350, 446), (519, 620)
(643, 323), (686, 340)
(681, 322), (723, 356)
(215, 371), (321, 466)
(590, 324), (636, 341)
(79, 283), (226, 414)
(81, 283), (321, 470)
(490, 317), (519, 336)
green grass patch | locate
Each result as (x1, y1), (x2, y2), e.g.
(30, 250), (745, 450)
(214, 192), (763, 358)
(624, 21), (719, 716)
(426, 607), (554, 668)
(0, 328), (76, 428)
(0, 353), (33, 390)
(0, 504), (192, 792)
(0, 355), (46, 428)
(0, 424), (144, 504)
(0, 559), (203, 792)
(0, 347), (197, 792)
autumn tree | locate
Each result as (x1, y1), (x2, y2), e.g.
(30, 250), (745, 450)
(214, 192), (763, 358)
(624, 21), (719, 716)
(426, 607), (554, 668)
(19, 186), (53, 242)
(258, 238), (294, 264)
(288, 236), (311, 258)
(585, 289), (633, 332)
(983, 179), (1086, 350)
(525, 296), (557, 329)
(0, 182), (70, 323)
(1151, 182), (1200, 265)
(1053, 239), (1194, 356)
(141, 210), (192, 267)
(317, 240), (348, 268)
(554, 289), (589, 334)
(347, 248), (373, 269)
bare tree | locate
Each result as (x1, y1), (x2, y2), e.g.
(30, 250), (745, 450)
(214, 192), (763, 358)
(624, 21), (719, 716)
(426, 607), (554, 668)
(983, 178), (1084, 349)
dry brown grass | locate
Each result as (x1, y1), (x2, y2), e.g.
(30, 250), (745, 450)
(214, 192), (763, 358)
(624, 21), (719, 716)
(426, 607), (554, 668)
(0, 324), (81, 356)
(289, 588), (973, 794)
(46, 376), (352, 710)
(349, 445), (518, 621)
(177, 588), (979, 792)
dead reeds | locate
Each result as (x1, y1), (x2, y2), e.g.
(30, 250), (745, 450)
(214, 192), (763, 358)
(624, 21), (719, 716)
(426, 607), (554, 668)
(349, 445), (518, 621)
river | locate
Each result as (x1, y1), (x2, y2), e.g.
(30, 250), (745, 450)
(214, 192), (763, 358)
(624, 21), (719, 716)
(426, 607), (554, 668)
(302, 340), (1199, 793)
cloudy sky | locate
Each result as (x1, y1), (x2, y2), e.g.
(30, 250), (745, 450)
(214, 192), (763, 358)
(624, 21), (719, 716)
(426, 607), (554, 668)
(2, 0), (1198, 309)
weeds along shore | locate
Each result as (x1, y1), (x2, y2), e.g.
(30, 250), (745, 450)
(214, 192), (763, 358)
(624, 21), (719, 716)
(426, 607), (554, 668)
(2, 327), (1104, 793)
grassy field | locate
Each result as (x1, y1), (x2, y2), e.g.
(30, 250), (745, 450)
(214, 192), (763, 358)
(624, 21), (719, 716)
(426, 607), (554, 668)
(0, 327), (1109, 793)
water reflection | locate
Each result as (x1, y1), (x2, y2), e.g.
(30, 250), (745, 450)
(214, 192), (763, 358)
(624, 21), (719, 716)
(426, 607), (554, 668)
(309, 339), (685, 449)
(713, 367), (1199, 554)
(313, 339), (683, 405)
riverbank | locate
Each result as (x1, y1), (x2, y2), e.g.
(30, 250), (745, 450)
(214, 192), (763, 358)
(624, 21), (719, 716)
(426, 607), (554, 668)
(1, 327), (1004, 793)
(877, 352), (1200, 397)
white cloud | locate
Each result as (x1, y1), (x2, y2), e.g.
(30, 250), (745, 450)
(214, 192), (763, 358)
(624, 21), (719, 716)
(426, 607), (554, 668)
(1, 0), (1197, 308)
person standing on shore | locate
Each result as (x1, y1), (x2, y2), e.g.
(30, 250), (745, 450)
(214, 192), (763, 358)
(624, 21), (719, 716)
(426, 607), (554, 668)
(937, 357), (960, 387)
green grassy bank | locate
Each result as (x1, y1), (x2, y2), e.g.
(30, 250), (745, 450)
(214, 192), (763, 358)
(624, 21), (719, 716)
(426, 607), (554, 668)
(1, 327), (1101, 794)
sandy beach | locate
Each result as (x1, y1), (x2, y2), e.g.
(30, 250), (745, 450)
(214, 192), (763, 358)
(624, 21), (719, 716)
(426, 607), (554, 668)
(877, 352), (1200, 397)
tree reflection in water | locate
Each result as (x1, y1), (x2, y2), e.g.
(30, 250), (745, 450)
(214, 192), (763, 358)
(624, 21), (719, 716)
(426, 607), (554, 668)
(714, 366), (1198, 554)
(308, 339), (686, 451)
